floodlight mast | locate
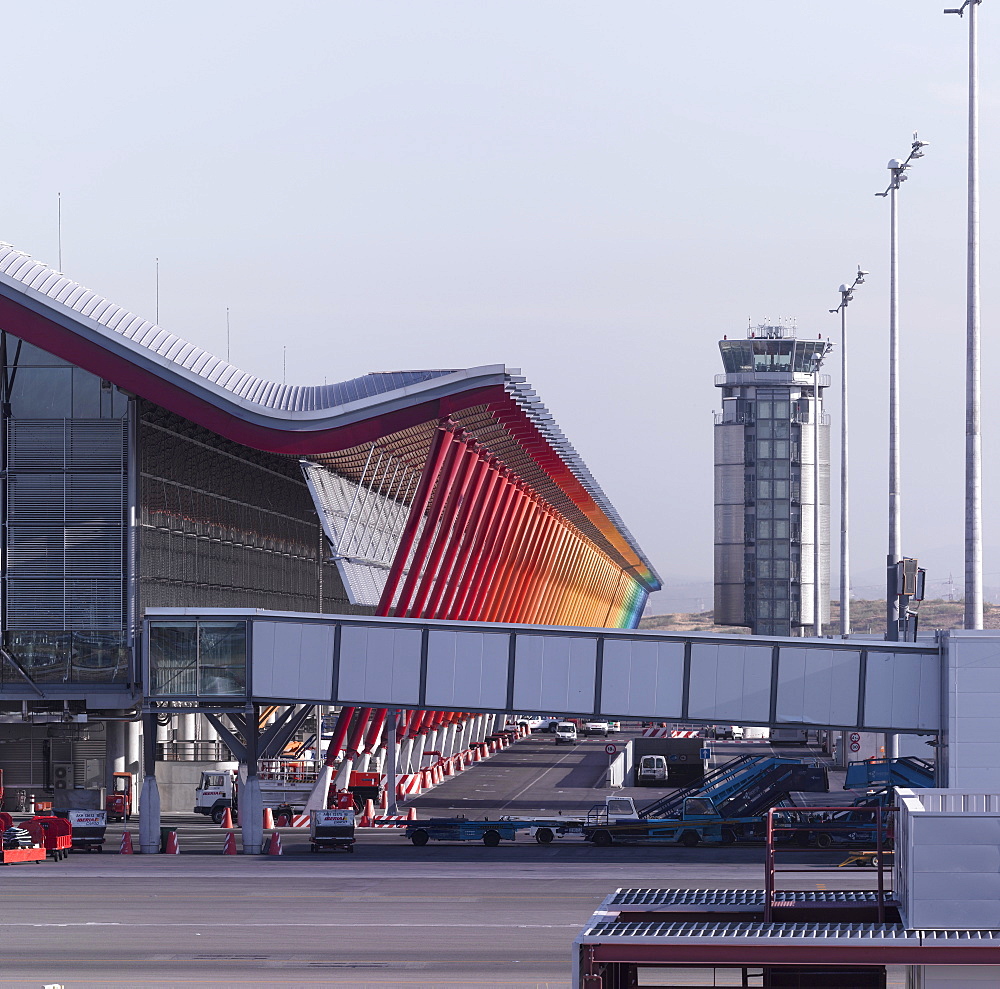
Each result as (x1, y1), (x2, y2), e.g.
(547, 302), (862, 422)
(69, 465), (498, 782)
(945, 0), (983, 630)
(876, 135), (927, 641)
(830, 267), (867, 637)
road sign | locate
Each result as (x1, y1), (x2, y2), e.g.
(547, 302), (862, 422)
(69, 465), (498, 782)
(850, 732), (861, 743)
(605, 743), (617, 755)
(850, 741), (861, 753)
(699, 748), (711, 760)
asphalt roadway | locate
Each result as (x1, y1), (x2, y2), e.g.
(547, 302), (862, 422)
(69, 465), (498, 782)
(0, 732), (897, 989)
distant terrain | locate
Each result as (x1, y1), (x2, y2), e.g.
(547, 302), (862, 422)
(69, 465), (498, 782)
(639, 599), (1000, 633)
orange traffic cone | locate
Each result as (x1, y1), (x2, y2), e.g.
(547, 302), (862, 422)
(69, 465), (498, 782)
(220, 807), (234, 829)
(276, 813), (290, 827)
(119, 831), (134, 854)
(263, 807), (274, 830)
(360, 798), (376, 827)
(379, 789), (387, 809)
(406, 806), (417, 821)
(267, 831), (282, 855)
(223, 832), (238, 855)
(164, 830), (179, 854)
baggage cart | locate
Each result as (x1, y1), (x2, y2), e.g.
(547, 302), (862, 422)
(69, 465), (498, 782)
(66, 809), (107, 851)
(309, 808), (356, 852)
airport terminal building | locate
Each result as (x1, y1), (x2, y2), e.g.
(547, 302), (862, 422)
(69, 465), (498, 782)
(0, 243), (659, 806)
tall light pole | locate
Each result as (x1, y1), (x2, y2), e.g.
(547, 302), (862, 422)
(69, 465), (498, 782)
(877, 135), (928, 641)
(830, 267), (868, 637)
(945, 1), (983, 630)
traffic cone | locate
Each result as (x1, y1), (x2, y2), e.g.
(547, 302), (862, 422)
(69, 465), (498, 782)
(406, 806), (417, 821)
(220, 807), (234, 829)
(223, 832), (238, 855)
(360, 798), (376, 827)
(263, 807), (274, 830)
(276, 813), (290, 827)
(267, 831), (282, 856)
(119, 831), (133, 854)
(164, 830), (179, 854)
(379, 789), (387, 809)
(472, 745), (482, 762)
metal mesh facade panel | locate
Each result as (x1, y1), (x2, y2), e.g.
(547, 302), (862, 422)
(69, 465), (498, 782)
(138, 405), (370, 616)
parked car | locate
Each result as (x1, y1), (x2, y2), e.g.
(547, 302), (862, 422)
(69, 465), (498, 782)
(554, 722), (579, 745)
(584, 721), (613, 736)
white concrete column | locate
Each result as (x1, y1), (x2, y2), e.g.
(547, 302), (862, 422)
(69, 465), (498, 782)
(399, 736), (415, 774)
(125, 720), (142, 778)
(240, 776), (264, 855)
(105, 721), (126, 785)
(176, 713), (196, 742)
(137, 715), (161, 854)
(411, 734), (427, 773)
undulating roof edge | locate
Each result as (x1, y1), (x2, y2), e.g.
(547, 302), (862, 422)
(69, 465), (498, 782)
(0, 243), (660, 590)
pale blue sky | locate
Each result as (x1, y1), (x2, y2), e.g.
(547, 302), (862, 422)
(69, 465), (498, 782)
(1, 2), (995, 608)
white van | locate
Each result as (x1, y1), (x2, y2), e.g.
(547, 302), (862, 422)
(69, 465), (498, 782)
(636, 754), (667, 785)
(554, 722), (578, 745)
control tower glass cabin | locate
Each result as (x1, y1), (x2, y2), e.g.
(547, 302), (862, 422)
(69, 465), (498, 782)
(714, 324), (832, 636)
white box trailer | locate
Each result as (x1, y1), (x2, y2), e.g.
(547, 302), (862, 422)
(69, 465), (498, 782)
(309, 808), (355, 853)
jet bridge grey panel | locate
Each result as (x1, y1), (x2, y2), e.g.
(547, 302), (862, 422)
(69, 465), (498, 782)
(144, 610), (941, 732)
(776, 647), (861, 727)
(599, 638), (685, 719)
(688, 642), (773, 723)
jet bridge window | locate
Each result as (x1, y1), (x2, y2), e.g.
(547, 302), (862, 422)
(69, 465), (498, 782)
(148, 620), (247, 697)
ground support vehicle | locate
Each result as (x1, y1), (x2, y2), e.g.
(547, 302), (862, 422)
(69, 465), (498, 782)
(309, 808), (356, 853)
(404, 816), (584, 846)
(554, 722), (579, 745)
(582, 755), (829, 847)
(66, 809), (107, 851)
(195, 764), (318, 824)
(844, 756), (934, 791)
(106, 772), (133, 822)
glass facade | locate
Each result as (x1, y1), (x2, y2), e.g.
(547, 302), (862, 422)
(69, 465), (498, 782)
(0, 332), (371, 690)
(0, 333), (131, 683)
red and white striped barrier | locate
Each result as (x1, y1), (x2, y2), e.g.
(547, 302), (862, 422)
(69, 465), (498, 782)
(365, 815), (408, 828)
(641, 728), (702, 738)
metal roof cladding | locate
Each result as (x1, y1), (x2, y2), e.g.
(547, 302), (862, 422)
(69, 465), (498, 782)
(0, 243), (660, 590)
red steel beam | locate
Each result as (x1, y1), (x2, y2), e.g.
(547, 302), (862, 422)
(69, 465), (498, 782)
(322, 705), (356, 767)
(406, 440), (479, 618)
(393, 429), (466, 618)
(450, 468), (513, 621)
(457, 474), (521, 621)
(423, 450), (491, 619)
(376, 424), (453, 617)
(435, 460), (502, 619)
(480, 484), (531, 622)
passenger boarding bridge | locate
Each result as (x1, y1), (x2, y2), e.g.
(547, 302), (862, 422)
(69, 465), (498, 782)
(138, 609), (1000, 853)
(144, 609), (939, 734)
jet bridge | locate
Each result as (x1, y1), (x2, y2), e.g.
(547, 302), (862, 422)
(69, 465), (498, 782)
(143, 609), (940, 734)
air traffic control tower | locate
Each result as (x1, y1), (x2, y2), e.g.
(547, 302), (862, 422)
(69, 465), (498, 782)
(714, 323), (831, 636)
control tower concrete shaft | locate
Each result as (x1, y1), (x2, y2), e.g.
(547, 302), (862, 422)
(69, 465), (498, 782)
(714, 323), (832, 636)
